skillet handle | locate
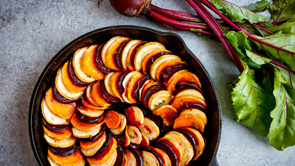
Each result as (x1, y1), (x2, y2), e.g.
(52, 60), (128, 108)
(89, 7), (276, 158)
(211, 156), (219, 166)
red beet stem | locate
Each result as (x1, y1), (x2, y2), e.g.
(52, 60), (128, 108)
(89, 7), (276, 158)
(145, 8), (211, 30)
(252, 23), (274, 34)
(200, 0), (295, 54)
(186, 0), (243, 71)
(250, 51), (295, 74)
(236, 22), (255, 35)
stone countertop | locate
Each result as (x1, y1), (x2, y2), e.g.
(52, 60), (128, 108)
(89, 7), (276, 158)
(0, 0), (294, 165)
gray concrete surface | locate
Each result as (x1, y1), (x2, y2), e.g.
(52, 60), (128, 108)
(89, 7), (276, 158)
(0, 0), (294, 165)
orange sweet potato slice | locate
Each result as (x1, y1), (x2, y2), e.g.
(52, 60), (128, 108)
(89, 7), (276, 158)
(61, 61), (86, 94)
(126, 72), (145, 103)
(166, 70), (201, 93)
(48, 148), (84, 166)
(104, 37), (130, 71)
(173, 114), (205, 133)
(109, 72), (124, 101)
(105, 111), (121, 129)
(71, 114), (104, 131)
(153, 105), (178, 126)
(124, 129), (131, 147)
(81, 97), (105, 110)
(155, 59), (184, 81)
(87, 137), (118, 165)
(171, 96), (207, 112)
(141, 49), (171, 74)
(90, 81), (111, 108)
(80, 131), (107, 150)
(126, 41), (145, 71)
(81, 45), (105, 80)
(45, 87), (76, 120)
(181, 108), (207, 126)
(43, 126), (72, 140)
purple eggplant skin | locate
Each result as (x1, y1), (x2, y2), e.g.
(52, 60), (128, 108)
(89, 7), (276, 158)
(42, 118), (70, 132)
(48, 145), (77, 157)
(52, 85), (74, 104)
(155, 141), (178, 166)
(76, 109), (104, 124)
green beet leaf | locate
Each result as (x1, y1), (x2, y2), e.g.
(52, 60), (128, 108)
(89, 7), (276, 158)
(268, 68), (295, 150)
(232, 61), (275, 136)
(243, 0), (270, 13)
(269, 0), (295, 24)
(208, 0), (268, 23)
(253, 31), (295, 71)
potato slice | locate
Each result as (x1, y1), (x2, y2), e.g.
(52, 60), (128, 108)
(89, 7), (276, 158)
(71, 114), (104, 131)
(127, 125), (142, 145)
(110, 113), (127, 135)
(182, 127), (205, 161)
(153, 148), (172, 166)
(72, 125), (102, 138)
(44, 133), (76, 148)
(141, 151), (160, 166)
(72, 47), (95, 83)
(150, 55), (182, 80)
(153, 105), (178, 126)
(76, 105), (104, 118)
(48, 148), (85, 166)
(41, 98), (69, 125)
(141, 49), (171, 73)
(81, 45), (104, 80)
(175, 89), (205, 102)
(81, 131), (107, 156)
(44, 88), (76, 120)
(134, 42), (166, 71)
(122, 40), (141, 70)
(43, 126), (72, 140)
(148, 90), (172, 111)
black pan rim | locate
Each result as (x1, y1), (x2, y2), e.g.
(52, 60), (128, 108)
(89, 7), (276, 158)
(29, 25), (222, 166)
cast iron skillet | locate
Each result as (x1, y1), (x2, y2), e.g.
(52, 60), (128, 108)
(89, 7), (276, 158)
(29, 26), (221, 166)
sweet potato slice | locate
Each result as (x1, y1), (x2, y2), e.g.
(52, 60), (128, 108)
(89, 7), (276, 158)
(109, 71), (124, 101)
(87, 137), (118, 165)
(175, 89), (205, 101)
(126, 41), (146, 71)
(72, 126), (102, 138)
(166, 70), (202, 93)
(80, 130), (106, 150)
(155, 58), (184, 81)
(105, 110), (121, 129)
(81, 45), (105, 80)
(81, 97), (105, 110)
(181, 108), (207, 126)
(90, 81), (111, 108)
(48, 148), (84, 166)
(102, 36), (130, 71)
(45, 87), (76, 120)
(61, 61), (86, 94)
(153, 105), (178, 126)
(141, 49), (171, 74)
(110, 113), (127, 135)
(43, 126), (72, 140)
(150, 55), (182, 80)
(182, 127), (205, 161)
(173, 113), (205, 133)
(134, 42), (166, 71)
(80, 132), (107, 157)
(71, 114), (104, 131)
(76, 104), (104, 118)
(44, 133), (76, 148)
(126, 72), (145, 103)
(171, 96), (207, 112)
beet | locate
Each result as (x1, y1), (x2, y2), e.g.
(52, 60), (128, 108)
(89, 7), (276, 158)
(87, 132), (111, 158)
(173, 81), (202, 95)
(180, 102), (207, 112)
(42, 118), (70, 132)
(100, 81), (121, 104)
(156, 141), (178, 166)
(139, 146), (163, 166)
(117, 72), (129, 94)
(110, 0), (151, 16)
(142, 85), (165, 107)
(114, 40), (131, 71)
(95, 44), (112, 74)
(48, 145), (77, 157)
(160, 64), (186, 84)
(79, 125), (105, 143)
(114, 146), (125, 166)
(132, 76), (148, 102)
(145, 51), (171, 75)
(68, 58), (88, 87)
(52, 85), (73, 104)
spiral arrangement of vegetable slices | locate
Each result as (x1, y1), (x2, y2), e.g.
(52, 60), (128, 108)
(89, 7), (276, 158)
(41, 36), (208, 166)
